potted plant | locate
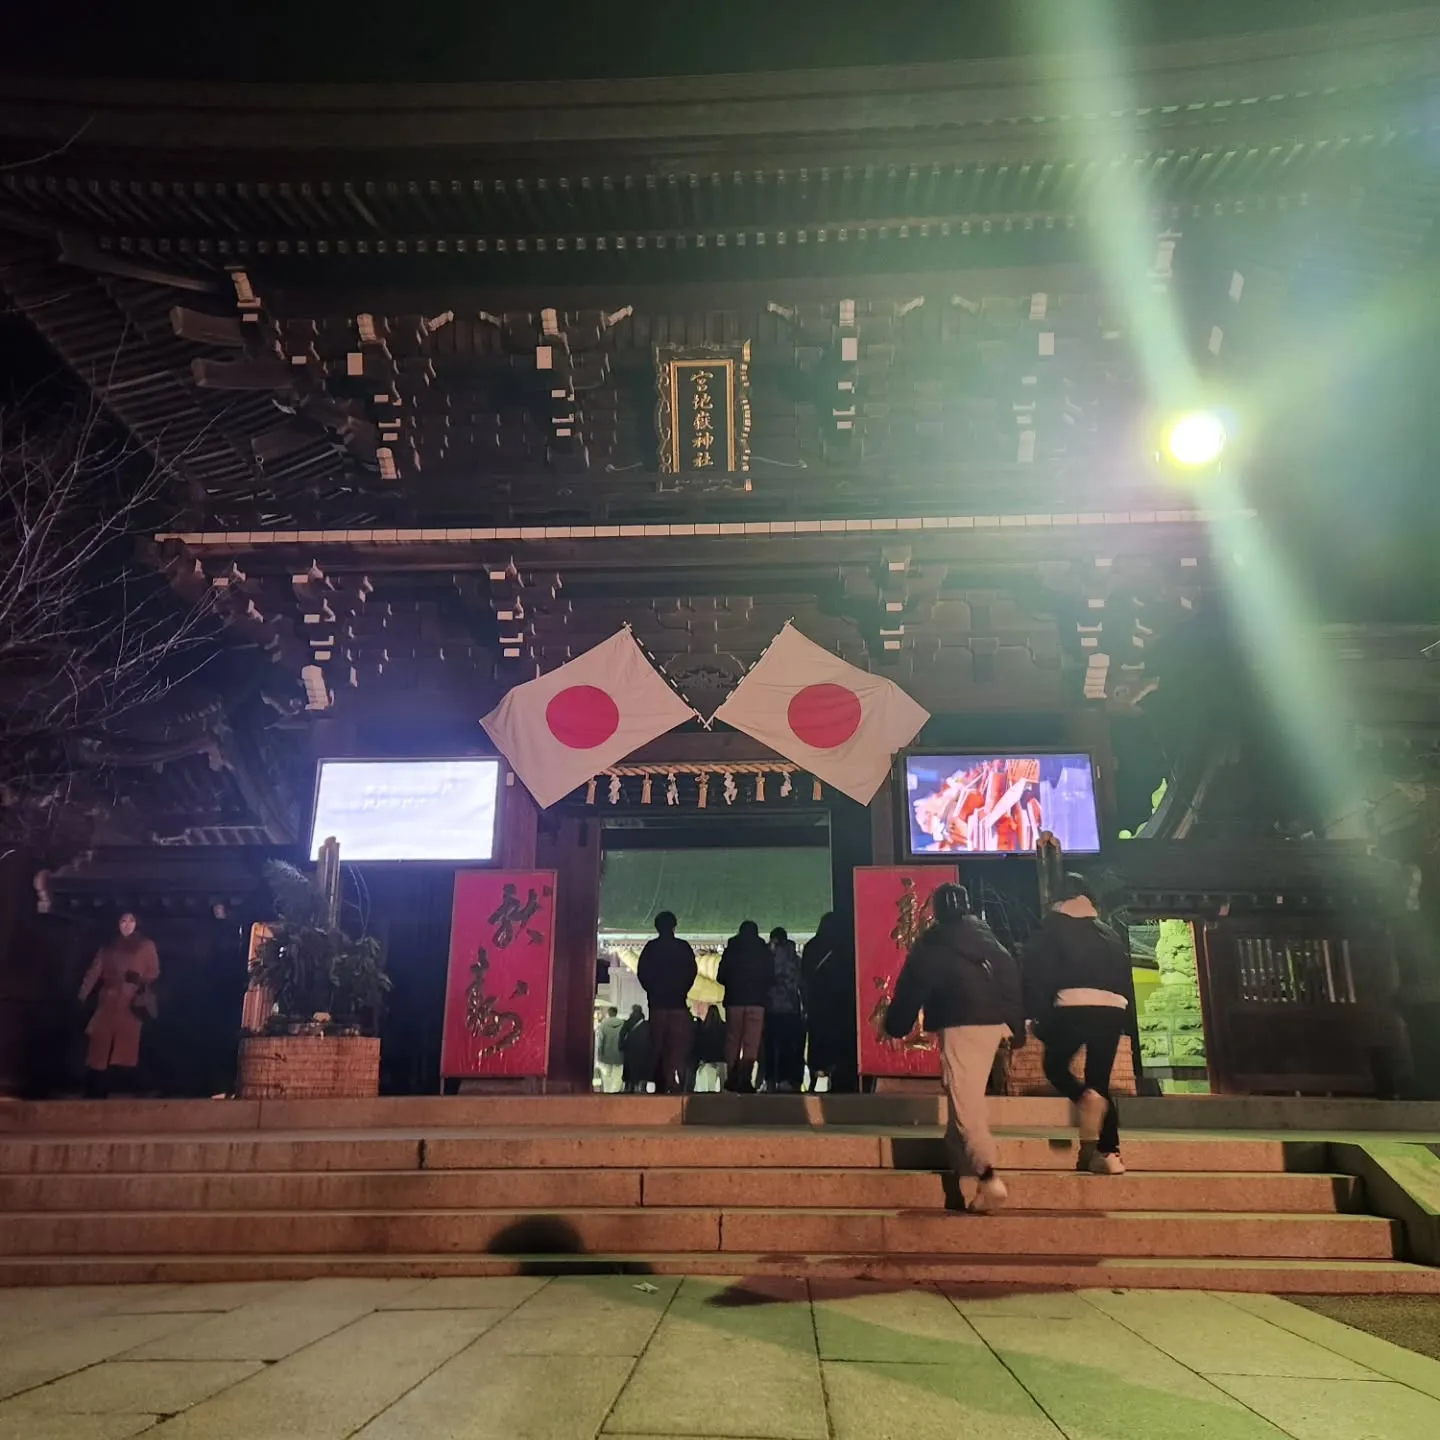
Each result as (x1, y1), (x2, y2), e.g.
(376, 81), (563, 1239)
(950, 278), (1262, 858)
(237, 859), (391, 1099)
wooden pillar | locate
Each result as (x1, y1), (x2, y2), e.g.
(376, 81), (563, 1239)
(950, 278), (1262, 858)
(1406, 781), (1440, 1097)
(0, 853), (75, 1098)
(537, 814), (601, 1093)
(829, 798), (874, 931)
(0, 851), (33, 1097)
(869, 781), (896, 867)
(309, 715), (358, 761)
(499, 775), (538, 870)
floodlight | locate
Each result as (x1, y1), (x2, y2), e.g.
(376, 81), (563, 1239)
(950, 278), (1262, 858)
(1163, 411), (1227, 467)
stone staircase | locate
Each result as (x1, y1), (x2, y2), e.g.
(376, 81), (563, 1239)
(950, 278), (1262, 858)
(0, 1096), (1436, 1293)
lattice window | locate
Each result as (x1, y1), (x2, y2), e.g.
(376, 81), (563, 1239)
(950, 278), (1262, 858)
(1234, 935), (1358, 1006)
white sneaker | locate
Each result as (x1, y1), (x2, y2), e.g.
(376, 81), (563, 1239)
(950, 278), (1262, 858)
(1088, 1151), (1126, 1176)
(969, 1174), (1009, 1213)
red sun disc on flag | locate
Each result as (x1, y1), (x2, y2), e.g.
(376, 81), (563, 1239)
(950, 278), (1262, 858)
(545, 685), (621, 749)
(787, 683), (862, 750)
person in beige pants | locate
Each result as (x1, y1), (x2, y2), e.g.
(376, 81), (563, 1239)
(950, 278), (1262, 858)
(938, 1023), (1011, 1182)
(885, 884), (1026, 1212)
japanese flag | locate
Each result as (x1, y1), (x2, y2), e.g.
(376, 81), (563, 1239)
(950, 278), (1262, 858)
(712, 623), (930, 804)
(482, 630), (695, 808)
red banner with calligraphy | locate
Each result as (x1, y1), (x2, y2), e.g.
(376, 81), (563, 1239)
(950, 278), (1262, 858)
(854, 865), (959, 1078)
(441, 870), (556, 1079)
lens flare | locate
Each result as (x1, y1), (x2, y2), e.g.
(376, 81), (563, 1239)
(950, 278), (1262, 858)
(1164, 412), (1227, 468)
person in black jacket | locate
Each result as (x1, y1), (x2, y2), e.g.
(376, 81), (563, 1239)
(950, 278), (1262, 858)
(885, 884), (1025, 1212)
(1022, 874), (1137, 1174)
(694, 1004), (729, 1091)
(637, 911), (699, 1094)
(801, 913), (858, 1093)
(763, 927), (806, 1092)
(619, 1005), (651, 1093)
(717, 920), (773, 1093)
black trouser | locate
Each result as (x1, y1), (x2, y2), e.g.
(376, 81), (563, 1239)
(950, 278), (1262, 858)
(806, 1005), (858, 1092)
(85, 1065), (136, 1099)
(1041, 1006), (1126, 1155)
(763, 1012), (806, 1090)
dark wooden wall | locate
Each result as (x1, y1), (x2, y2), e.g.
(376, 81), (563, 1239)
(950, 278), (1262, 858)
(538, 815), (603, 1092)
(135, 913), (252, 1097)
(363, 869), (458, 1096)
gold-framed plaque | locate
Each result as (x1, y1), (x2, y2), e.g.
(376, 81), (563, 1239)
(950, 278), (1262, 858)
(655, 342), (751, 474)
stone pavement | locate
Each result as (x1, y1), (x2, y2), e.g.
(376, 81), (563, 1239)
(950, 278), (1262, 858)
(1, 1277), (1439, 1439)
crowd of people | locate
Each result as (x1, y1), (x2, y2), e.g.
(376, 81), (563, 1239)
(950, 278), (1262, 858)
(597, 873), (1135, 1215)
(593, 909), (858, 1097)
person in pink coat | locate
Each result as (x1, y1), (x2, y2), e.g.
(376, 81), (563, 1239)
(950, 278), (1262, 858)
(79, 912), (160, 1095)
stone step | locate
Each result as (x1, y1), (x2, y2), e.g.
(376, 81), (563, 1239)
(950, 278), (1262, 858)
(0, 1129), (1319, 1177)
(422, 1132), (1319, 1175)
(892, 1134), (1331, 1174)
(1, 1251), (1436, 1293)
(0, 1166), (1360, 1215)
(0, 1136), (425, 1175)
(0, 1207), (1397, 1260)
(0, 1129), (1322, 1176)
(423, 1130), (890, 1171)
(0, 1095), (1064, 1134)
(714, 1209), (1399, 1260)
(0, 1168), (637, 1212)
(640, 1168), (1358, 1214)
(6, 1095), (1440, 1137)
(0, 1097), (651, 1135)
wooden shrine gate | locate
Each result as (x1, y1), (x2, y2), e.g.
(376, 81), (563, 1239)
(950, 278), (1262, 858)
(1197, 919), (1395, 1095)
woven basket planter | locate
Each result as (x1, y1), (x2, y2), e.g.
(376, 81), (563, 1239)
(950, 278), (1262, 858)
(237, 1034), (380, 1099)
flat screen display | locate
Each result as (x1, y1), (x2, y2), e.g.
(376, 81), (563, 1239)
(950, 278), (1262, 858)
(308, 758), (501, 863)
(904, 752), (1101, 856)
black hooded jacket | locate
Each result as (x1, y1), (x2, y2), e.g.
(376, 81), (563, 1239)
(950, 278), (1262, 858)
(884, 916), (1024, 1039)
(637, 933), (698, 1009)
(801, 924), (854, 1012)
(718, 929), (774, 1008)
(1022, 911), (1137, 1029)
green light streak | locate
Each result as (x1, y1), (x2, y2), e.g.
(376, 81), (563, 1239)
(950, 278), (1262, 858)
(1205, 477), (1366, 830)
(1017, 2), (1409, 843)
(1021, 1), (1197, 409)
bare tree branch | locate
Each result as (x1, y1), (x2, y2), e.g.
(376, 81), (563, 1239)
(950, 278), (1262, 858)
(0, 117), (96, 172)
(0, 394), (222, 835)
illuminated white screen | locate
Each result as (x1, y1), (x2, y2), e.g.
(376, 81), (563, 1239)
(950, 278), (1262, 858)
(308, 759), (500, 862)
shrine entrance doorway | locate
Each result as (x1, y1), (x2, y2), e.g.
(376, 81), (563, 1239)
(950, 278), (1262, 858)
(592, 810), (835, 1090)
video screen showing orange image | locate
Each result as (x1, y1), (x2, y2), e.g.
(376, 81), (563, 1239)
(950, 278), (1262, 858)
(904, 752), (1101, 856)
